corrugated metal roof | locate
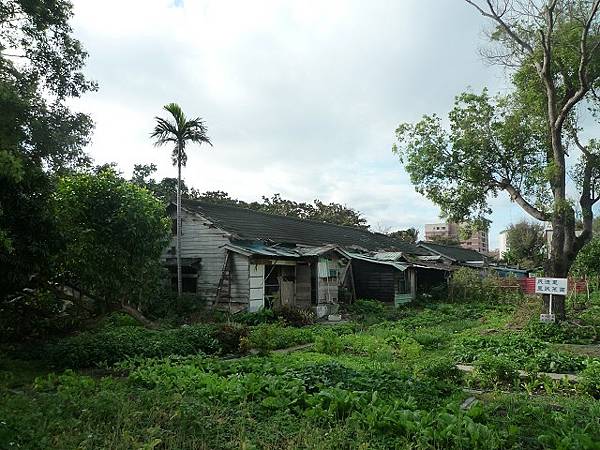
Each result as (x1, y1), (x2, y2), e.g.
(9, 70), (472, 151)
(373, 251), (404, 261)
(343, 251), (409, 271)
(223, 242), (300, 258)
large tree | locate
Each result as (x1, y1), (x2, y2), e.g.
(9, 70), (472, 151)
(0, 0), (95, 297)
(53, 170), (170, 326)
(151, 103), (212, 297)
(394, 0), (600, 318)
(389, 228), (420, 243)
(503, 220), (546, 269)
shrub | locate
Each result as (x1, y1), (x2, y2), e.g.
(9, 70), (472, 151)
(246, 323), (314, 353)
(314, 330), (344, 355)
(0, 289), (81, 342)
(285, 361), (362, 392)
(231, 308), (276, 326)
(414, 357), (463, 383)
(412, 329), (450, 349)
(40, 324), (220, 368)
(97, 312), (141, 329)
(213, 322), (250, 354)
(385, 335), (423, 360)
(341, 333), (395, 361)
(448, 268), (521, 304)
(142, 290), (207, 321)
(579, 360), (600, 398)
(472, 355), (519, 388)
(344, 299), (388, 323)
(274, 305), (315, 327)
(527, 320), (597, 345)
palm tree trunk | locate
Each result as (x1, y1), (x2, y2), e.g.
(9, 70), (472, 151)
(177, 152), (183, 297)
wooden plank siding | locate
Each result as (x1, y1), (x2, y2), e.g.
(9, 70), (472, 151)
(162, 209), (250, 308)
(352, 259), (396, 303)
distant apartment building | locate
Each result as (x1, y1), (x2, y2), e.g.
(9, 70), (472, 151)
(498, 230), (509, 257)
(424, 222), (489, 253)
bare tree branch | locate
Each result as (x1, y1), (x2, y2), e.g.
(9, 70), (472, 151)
(465, 0), (534, 53)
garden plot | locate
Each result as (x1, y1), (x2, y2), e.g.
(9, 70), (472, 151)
(2, 299), (600, 449)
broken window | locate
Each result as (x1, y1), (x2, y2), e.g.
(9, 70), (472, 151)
(169, 266), (198, 293)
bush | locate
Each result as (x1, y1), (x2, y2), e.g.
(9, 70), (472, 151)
(527, 320), (597, 345)
(142, 290), (207, 321)
(245, 323), (314, 353)
(231, 308), (276, 326)
(314, 330), (344, 355)
(579, 360), (600, 398)
(274, 305), (315, 327)
(472, 355), (519, 388)
(412, 329), (450, 349)
(341, 333), (395, 361)
(97, 312), (141, 329)
(344, 299), (388, 323)
(414, 357), (463, 383)
(448, 268), (522, 304)
(214, 322), (250, 355)
(0, 290), (82, 342)
(385, 335), (423, 360)
(40, 324), (221, 368)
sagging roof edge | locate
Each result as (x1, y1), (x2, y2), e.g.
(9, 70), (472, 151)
(222, 243), (450, 273)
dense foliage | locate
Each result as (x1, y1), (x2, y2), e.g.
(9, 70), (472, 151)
(0, 0), (95, 297)
(503, 220), (546, 269)
(3, 299), (600, 449)
(53, 170), (170, 314)
(394, 2), (600, 284)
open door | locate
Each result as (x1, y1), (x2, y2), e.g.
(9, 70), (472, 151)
(278, 265), (295, 306)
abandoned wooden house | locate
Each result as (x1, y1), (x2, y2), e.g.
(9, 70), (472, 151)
(162, 200), (449, 314)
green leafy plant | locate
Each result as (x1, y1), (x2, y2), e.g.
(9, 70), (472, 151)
(414, 357), (462, 383)
(579, 360), (600, 398)
(471, 354), (519, 388)
(313, 330), (344, 356)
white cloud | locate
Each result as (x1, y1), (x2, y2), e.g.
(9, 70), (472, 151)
(70, 0), (525, 248)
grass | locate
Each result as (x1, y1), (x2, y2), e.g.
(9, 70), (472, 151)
(2, 298), (600, 449)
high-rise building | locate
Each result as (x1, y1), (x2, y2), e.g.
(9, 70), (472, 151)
(498, 230), (509, 257)
(424, 222), (489, 253)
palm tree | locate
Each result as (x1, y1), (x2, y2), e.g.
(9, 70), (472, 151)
(151, 103), (212, 296)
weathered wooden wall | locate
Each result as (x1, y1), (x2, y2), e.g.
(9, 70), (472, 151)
(162, 209), (249, 308)
(352, 259), (396, 303)
(295, 262), (312, 309)
(316, 253), (346, 304)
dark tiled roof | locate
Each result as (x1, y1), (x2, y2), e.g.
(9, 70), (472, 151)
(179, 199), (427, 253)
(418, 241), (487, 262)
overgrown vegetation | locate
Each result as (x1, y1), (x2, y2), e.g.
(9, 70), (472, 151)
(4, 297), (600, 449)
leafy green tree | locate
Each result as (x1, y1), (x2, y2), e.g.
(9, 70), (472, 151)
(389, 228), (419, 243)
(151, 103), (212, 297)
(53, 170), (170, 326)
(571, 236), (600, 282)
(131, 163), (190, 201)
(394, 1), (600, 318)
(503, 221), (546, 269)
(0, 0), (95, 297)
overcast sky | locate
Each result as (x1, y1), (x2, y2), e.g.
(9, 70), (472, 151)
(69, 0), (537, 248)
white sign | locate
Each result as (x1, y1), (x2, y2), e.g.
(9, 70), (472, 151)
(539, 313), (556, 323)
(535, 277), (568, 295)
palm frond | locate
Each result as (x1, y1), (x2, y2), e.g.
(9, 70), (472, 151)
(151, 103), (212, 167)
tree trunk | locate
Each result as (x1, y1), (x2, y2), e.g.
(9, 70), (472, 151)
(176, 155), (182, 297)
(118, 303), (160, 329)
